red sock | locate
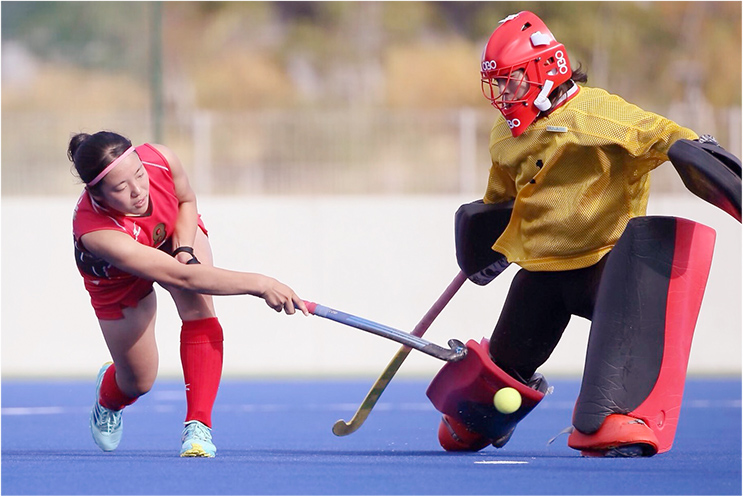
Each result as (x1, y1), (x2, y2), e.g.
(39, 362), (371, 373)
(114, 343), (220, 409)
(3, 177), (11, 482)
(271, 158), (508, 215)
(99, 363), (138, 411)
(180, 317), (224, 428)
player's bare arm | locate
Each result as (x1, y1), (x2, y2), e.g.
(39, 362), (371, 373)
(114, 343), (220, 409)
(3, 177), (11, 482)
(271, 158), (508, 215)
(79, 229), (307, 315)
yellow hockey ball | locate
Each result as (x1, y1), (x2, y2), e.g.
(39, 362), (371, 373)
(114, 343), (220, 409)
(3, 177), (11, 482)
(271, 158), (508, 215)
(493, 387), (522, 414)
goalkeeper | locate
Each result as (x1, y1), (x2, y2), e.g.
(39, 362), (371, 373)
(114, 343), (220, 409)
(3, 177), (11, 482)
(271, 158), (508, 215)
(427, 10), (740, 457)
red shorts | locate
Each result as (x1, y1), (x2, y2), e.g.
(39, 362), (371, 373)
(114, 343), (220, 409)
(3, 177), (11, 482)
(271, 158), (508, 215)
(88, 221), (208, 320)
(90, 278), (155, 320)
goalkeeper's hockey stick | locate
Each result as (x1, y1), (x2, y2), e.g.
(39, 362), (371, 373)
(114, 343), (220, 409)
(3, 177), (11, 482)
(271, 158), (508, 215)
(315, 271), (468, 436)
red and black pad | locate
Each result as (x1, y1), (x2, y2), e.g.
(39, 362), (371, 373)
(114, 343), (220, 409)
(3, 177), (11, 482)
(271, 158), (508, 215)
(427, 338), (549, 450)
(570, 216), (715, 455)
(668, 139), (741, 222)
(454, 200), (513, 285)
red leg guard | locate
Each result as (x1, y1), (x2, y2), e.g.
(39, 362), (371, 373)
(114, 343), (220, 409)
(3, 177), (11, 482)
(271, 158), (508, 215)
(629, 219), (715, 452)
(180, 317), (224, 428)
(426, 338), (548, 449)
(99, 363), (138, 411)
(572, 217), (715, 454)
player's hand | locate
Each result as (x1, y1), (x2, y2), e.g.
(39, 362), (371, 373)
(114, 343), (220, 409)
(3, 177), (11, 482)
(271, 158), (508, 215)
(260, 277), (309, 316)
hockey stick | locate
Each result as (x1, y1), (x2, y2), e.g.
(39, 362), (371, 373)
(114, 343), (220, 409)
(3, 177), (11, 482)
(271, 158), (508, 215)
(318, 201), (511, 436)
(305, 300), (467, 362)
(316, 271), (468, 436)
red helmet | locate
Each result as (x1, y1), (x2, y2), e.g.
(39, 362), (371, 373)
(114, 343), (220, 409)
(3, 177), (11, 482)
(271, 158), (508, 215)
(481, 12), (572, 136)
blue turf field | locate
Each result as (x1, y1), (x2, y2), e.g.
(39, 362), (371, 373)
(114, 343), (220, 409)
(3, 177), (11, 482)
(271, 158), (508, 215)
(2, 377), (740, 495)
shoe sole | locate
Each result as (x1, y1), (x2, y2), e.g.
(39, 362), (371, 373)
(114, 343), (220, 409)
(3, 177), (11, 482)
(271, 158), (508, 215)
(180, 443), (215, 458)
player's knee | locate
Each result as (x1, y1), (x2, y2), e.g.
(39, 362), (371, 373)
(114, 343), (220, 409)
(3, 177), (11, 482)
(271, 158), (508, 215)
(117, 371), (156, 398)
(125, 380), (153, 398)
(134, 378), (155, 397)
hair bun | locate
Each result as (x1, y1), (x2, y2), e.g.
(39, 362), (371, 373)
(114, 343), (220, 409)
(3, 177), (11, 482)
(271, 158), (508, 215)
(67, 133), (91, 162)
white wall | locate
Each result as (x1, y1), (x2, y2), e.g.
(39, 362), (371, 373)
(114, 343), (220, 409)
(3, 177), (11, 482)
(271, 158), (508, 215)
(2, 194), (740, 379)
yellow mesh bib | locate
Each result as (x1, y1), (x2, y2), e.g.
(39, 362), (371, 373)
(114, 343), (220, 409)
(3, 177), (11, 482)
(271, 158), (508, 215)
(484, 86), (698, 271)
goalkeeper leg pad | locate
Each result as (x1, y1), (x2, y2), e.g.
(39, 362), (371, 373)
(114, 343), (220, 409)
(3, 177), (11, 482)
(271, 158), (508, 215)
(427, 338), (549, 451)
(570, 216), (715, 455)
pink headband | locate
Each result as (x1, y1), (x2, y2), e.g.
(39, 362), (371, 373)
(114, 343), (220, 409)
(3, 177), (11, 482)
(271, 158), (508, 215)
(87, 146), (136, 187)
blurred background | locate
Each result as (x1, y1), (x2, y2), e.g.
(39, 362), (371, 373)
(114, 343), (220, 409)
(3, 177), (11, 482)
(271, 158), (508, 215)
(3, 1), (741, 195)
(2, 2), (741, 379)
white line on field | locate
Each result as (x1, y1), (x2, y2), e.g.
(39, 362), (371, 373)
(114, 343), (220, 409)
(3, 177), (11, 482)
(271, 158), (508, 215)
(2, 406), (68, 415)
(475, 460), (529, 465)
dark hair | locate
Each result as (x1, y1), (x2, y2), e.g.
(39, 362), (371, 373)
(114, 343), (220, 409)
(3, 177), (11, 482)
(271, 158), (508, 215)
(68, 131), (132, 188)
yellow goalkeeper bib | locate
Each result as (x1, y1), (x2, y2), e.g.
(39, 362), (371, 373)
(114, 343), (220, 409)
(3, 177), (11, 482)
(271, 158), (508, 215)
(484, 86), (698, 271)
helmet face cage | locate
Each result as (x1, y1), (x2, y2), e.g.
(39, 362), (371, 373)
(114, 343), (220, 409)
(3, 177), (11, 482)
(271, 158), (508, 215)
(481, 61), (542, 114)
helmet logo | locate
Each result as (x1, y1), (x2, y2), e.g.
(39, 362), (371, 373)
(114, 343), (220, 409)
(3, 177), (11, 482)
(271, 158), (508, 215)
(555, 50), (569, 74)
(482, 60), (498, 72)
(506, 118), (522, 130)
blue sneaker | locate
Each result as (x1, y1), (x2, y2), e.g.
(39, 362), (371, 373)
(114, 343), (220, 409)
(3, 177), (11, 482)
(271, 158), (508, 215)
(89, 362), (123, 452)
(180, 420), (216, 458)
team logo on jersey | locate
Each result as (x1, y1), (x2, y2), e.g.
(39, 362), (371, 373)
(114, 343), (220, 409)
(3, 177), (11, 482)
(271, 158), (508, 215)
(153, 223), (166, 245)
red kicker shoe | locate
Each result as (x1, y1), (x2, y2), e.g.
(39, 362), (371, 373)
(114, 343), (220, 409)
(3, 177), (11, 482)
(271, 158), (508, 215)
(437, 414), (491, 452)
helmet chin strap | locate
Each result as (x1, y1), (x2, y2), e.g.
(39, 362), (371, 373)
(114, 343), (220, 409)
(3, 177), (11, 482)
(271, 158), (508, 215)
(533, 79), (554, 111)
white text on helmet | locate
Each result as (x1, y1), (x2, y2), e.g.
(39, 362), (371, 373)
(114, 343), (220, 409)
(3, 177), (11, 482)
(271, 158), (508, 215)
(506, 118), (522, 129)
(555, 50), (569, 74)
(482, 60), (498, 72)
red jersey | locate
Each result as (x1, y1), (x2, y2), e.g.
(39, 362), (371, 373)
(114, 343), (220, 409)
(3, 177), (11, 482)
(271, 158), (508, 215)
(73, 144), (181, 319)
